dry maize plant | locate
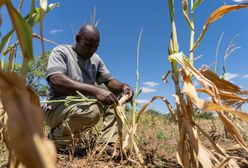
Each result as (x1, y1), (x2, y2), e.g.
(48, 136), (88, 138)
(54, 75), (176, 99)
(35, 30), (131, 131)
(96, 28), (178, 165)
(100, 28), (179, 166)
(167, 0), (248, 167)
(0, 0), (59, 167)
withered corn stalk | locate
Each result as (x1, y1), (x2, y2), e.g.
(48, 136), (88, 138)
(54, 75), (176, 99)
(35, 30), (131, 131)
(168, 0), (248, 167)
(0, 70), (57, 168)
(108, 28), (178, 164)
(110, 94), (177, 164)
(0, 1), (59, 167)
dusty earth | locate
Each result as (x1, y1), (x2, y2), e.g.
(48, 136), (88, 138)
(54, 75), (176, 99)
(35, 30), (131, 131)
(1, 112), (248, 168)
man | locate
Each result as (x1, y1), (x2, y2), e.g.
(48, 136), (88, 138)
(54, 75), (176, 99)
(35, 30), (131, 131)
(43, 24), (134, 155)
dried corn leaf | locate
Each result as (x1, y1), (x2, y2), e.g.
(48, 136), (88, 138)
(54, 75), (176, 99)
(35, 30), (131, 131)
(216, 157), (232, 168)
(0, 100), (5, 139)
(181, 68), (248, 150)
(0, 70), (56, 167)
(177, 123), (191, 168)
(192, 4), (248, 52)
(197, 89), (248, 102)
(183, 83), (243, 167)
(137, 96), (170, 122)
(183, 77), (248, 123)
(200, 69), (241, 93)
(196, 123), (240, 167)
(195, 124), (226, 157)
(170, 52), (248, 166)
(183, 118), (214, 168)
(122, 96), (176, 164)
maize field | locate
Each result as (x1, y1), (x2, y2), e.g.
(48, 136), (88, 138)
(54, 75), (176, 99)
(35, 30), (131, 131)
(1, 0), (248, 167)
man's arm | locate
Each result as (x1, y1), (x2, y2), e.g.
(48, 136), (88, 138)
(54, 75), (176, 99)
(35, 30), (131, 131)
(105, 78), (134, 102)
(49, 73), (118, 105)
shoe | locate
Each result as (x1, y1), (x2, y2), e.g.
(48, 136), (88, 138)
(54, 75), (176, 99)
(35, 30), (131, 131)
(57, 148), (70, 155)
(105, 144), (128, 161)
(56, 147), (88, 157)
(74, 147), (87, 157)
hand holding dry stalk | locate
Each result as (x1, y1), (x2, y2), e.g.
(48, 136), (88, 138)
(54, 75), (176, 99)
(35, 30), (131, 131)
(95, 89), (119, 105)
(122, 84), (134, 103)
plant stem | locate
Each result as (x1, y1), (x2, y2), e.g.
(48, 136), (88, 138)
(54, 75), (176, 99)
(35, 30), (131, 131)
(189, 0), (195, 65)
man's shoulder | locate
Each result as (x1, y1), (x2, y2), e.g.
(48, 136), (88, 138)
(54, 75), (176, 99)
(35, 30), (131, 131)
(91, 53), (103, 63)
(52, 44), (73, 52)
(50, 45), (75, 60)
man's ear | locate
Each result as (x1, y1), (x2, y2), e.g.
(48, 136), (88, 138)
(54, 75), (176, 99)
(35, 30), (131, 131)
(76, 34), (80, 43)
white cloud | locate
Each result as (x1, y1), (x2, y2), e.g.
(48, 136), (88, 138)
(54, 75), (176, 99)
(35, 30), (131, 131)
(242, 74), (248, 78)
(136, 99), (149, 104)
(49, 29), (63, 35)
(143, 81), (159, 87)
(141, 87), (156, 93)
(233, 0), (248, 2)
(223, 72), (239, 81)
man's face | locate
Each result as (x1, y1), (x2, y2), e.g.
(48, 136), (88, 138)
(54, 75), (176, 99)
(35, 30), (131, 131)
(76, 35), (99, 59)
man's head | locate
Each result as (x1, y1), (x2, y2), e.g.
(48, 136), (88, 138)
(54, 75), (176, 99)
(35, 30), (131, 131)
(74, 24), (100, 59)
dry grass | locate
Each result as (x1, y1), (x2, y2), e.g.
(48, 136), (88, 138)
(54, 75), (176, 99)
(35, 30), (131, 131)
(1, 112), (248, 167)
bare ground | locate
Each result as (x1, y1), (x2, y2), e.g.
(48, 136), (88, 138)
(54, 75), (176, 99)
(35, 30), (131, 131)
(1, 113), (248, 167)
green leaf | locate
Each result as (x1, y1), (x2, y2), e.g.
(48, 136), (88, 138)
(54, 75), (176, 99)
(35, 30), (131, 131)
(1, 2), (59, 56)
(5, 0), (33, 61)
(76, 91), (87, 99)
(192, 0), (202, 11)
(168, 0), (179, 53)
(26, 3), (59, 27)
(168, 0), (175, 22)
(0, 30), (14, 54)
(134, 88), (142, 100)
(182, 0), (188, 15)
(39, 0), (48, 59)
(29, 0), (35, 22)
(182, 0), (193, 30)
(137, 88), (142, 97)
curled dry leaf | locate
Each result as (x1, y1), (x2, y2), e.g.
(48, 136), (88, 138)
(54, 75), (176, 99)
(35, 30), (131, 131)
(200, 69), (241, 93)
(170, 52), (248, 167)
(192, 4), (248, 52)
(0, 70), (56, 168)
(182, 74), (248, 151)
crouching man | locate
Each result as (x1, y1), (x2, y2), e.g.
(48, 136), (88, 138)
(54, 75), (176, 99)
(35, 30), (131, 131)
(43, 24), (133, 156)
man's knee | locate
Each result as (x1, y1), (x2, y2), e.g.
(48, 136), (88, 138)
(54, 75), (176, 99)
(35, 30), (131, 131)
(87, 103), (101, 125)
(70, 102), (101, 126)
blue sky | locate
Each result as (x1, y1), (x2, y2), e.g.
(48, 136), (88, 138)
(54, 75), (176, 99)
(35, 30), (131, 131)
(1, 0), (248, 113)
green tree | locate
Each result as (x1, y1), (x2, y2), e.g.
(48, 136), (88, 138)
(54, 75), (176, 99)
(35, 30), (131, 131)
(9, 51), (50, 97)
(26, 51), (50, 97)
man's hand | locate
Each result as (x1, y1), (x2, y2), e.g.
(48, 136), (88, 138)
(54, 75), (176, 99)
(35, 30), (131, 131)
(122, 85), (134, 102)
(95, 89), (118, 105)
(105, 79), (134, 103)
